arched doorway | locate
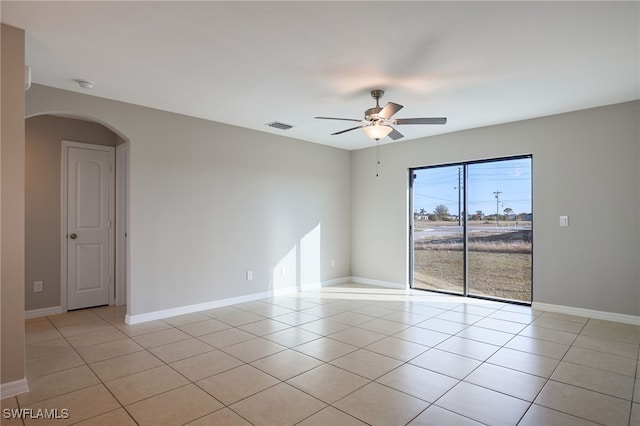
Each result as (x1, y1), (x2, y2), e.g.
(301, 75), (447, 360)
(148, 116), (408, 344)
(24, 113), (130, 314)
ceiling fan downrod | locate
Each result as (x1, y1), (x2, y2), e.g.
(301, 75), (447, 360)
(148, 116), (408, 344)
(366, 90), (385, 121)
(370, 89), (385, 108)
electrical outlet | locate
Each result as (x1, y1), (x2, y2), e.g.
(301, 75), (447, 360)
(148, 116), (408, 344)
(331, 259), (336, 268)
(246, 271), (253, 281)
(34, 281), (44, 293)
(560, 216), (569, 227)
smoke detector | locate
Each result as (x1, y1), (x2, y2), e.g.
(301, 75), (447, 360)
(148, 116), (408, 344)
(74, 79), (95, 89)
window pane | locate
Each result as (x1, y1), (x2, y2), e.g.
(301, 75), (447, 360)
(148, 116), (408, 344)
(412, 165), (464, 294)
(467, 158), (532, 302)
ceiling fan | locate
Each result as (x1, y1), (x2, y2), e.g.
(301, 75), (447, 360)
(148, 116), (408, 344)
(315, 89), (447, 141)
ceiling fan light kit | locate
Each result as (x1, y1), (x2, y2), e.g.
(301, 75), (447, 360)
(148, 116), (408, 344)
(316, 89), (447, 141)
(362, 123), (393, 140)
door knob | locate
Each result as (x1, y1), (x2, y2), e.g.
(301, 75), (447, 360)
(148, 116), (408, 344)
(69, 233), (77, 239)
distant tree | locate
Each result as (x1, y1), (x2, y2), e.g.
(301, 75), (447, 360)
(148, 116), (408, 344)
(503, 207), (513, 219)
(433, 204), (450, 220)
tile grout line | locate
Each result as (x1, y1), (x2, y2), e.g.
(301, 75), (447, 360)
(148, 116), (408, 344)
(16, 288), (640, 426)
(97, 311), (267, 424)
(67, 308), (164, 425)
(40, 312), (141, 424)
(519, 316), (634, 425)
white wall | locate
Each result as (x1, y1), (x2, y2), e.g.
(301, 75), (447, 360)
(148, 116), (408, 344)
(26, 84), (351, 317)
(25, 84), (640, 319)
(352, 101), (640, 317)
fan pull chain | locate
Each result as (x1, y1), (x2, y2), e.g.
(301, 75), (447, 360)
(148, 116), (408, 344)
(375, 142), (380, 177)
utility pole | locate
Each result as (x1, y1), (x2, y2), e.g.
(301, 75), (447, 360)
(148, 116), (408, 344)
(494, 190), (502, 227)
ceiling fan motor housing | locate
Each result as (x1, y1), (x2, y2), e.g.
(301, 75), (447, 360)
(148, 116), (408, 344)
(365, 107), (383, 122)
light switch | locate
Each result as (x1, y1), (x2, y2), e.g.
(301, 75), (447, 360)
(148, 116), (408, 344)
(559, 216), (569, 227)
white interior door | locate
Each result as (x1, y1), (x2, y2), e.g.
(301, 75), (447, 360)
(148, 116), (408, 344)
(65, 143), (114, 310)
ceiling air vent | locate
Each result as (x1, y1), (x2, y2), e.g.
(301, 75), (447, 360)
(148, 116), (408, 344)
(266, 121), (293, 131)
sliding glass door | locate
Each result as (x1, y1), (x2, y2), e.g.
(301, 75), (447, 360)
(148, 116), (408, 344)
(410, 156), (532, 303)
(411, 165), (465, 295)
(466, 159), (532, 301)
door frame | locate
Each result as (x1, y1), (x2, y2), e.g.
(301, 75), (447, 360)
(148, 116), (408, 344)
(61, 140), (116, 311)
(115, 142), (129, 306)
(409, 154), (533, 304)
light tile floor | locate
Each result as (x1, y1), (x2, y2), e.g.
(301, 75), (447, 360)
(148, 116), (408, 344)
(3, 283), (640, 425)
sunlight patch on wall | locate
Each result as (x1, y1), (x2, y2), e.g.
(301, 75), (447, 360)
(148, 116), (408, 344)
(272, 246), (297, 291)
(271, 223), (322, 292)
(300, 224), (321, 287)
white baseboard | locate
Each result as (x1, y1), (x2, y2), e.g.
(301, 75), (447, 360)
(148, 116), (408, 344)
(125, 278), (352, 325)
(0, 378), (29, 399)
(533, 302), (640, 326)
(24, 306), (65, 319)
(300, 277), (350, 291)
(125, 291), (273, 325)
(350, 276), (408, 290)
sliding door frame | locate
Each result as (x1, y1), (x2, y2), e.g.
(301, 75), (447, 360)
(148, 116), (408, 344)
(409, 154), (533, 305)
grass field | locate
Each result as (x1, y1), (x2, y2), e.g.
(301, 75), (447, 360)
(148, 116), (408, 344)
(413, 228), (532, 302)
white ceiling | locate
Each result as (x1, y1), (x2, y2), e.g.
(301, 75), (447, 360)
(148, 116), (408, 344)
(2, 1), (639, 150)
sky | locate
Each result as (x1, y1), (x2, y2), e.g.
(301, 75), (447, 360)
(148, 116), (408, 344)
(412, 157), (532, 217)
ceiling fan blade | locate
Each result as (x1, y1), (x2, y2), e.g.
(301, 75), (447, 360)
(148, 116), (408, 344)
(331, 125), (362, 136)
(388, 127), (404, 140)
(315, 116), (362, 123)
(395, 117), (447, 125)
(378, 102), (403, 120)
